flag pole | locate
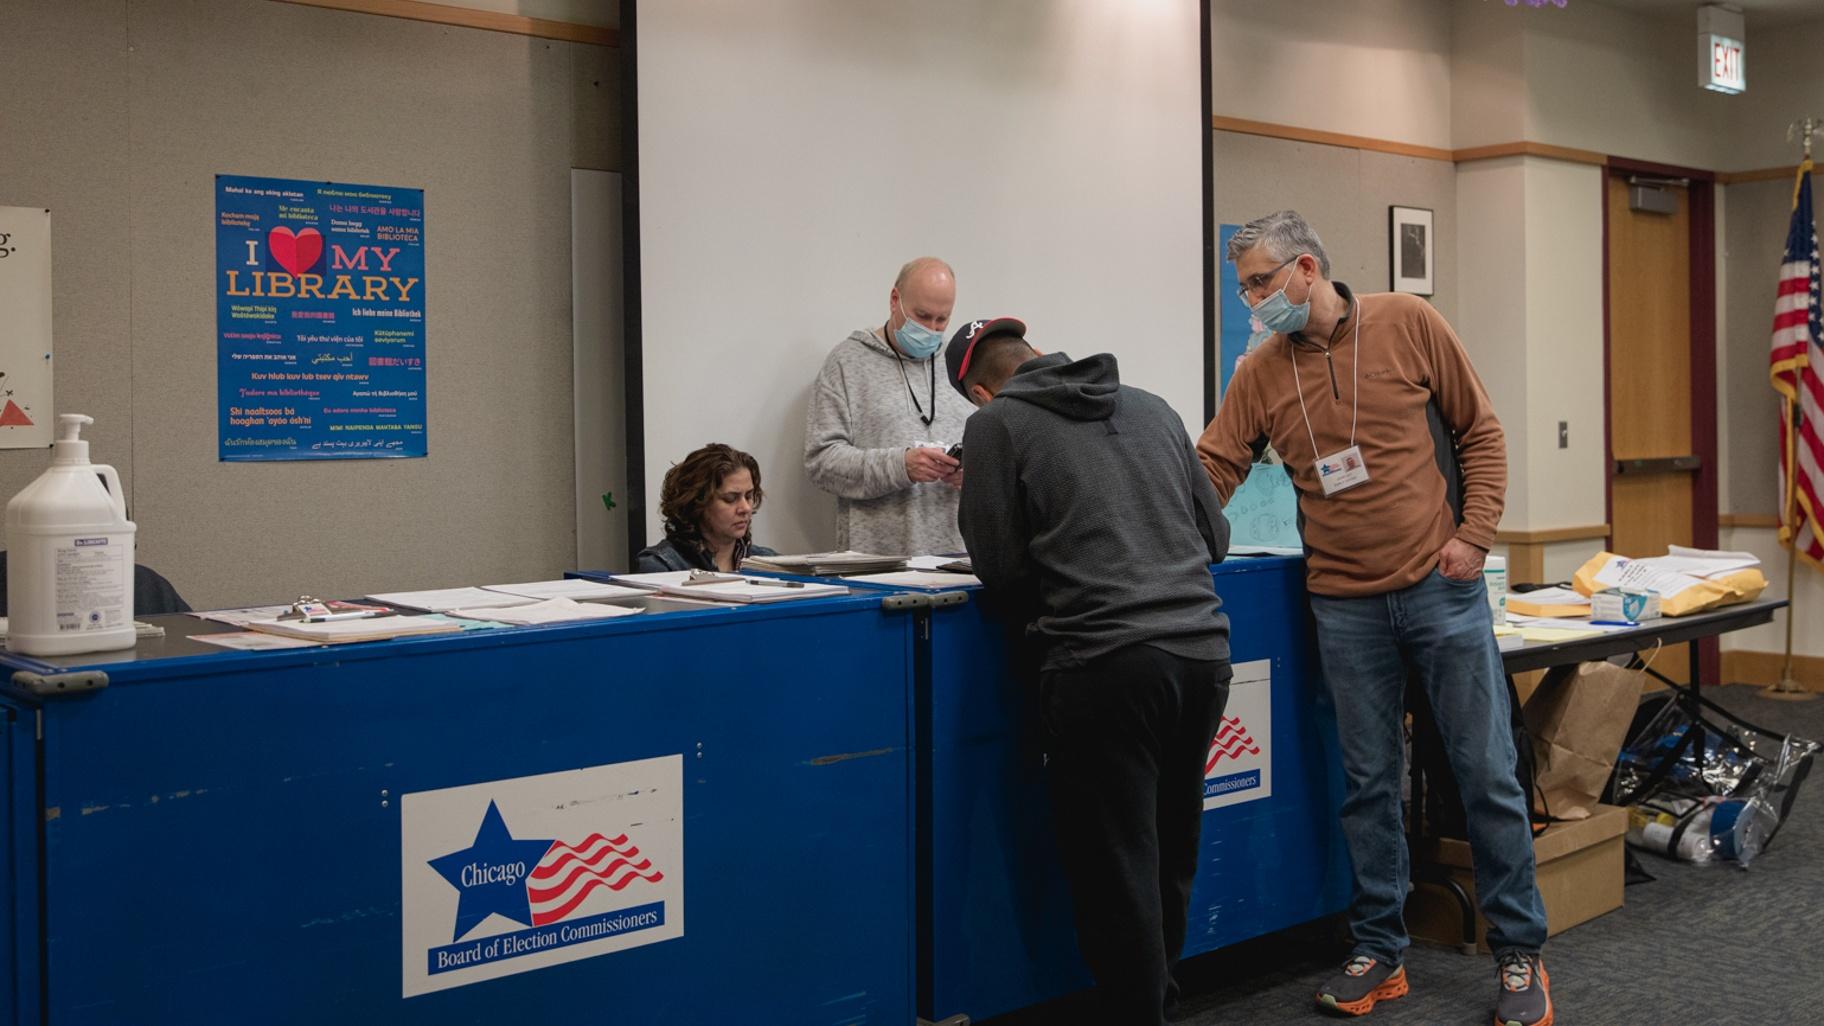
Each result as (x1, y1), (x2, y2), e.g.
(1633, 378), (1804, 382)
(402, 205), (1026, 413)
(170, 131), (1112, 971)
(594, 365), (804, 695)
(1764, 535), (1812, 699)
(1766, 132), (1819, 700)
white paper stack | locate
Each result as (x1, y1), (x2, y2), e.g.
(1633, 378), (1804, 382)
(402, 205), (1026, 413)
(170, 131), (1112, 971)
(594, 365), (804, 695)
(610, 570), (850, 604)
(365, 587), (539, 613)
(447, 598), (643, 625)
(246, 615), (463, 644)
(1653, 546), (1763, 578)
(740, 551), (907, 576)
(189, 605), (295, 627)
(1590, 547), (1764, 600)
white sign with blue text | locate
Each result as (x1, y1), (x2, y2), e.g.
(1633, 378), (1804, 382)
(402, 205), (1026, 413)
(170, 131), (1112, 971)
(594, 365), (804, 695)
(1204, 659), (1272, 810)
(400, 755), (684, 997)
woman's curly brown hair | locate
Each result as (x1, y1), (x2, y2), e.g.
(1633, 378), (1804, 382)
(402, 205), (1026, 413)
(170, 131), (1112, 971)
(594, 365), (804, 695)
(659, 443), (764, 542)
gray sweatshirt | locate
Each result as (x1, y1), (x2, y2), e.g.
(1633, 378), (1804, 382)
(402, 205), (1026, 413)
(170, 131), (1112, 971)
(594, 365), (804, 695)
(958, 351), (1231, 670)
(804, 328), (974, 555)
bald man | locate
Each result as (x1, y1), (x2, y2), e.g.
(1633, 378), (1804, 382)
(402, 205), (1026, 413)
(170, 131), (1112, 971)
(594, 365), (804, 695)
(804, 257), (974, 555)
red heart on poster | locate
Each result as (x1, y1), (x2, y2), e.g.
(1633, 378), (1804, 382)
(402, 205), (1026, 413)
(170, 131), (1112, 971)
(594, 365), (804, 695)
(268, 226), (323, 276)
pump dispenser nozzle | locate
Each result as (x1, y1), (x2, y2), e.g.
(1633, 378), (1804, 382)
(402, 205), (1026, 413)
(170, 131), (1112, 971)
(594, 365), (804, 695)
(52, 414), (94, 464)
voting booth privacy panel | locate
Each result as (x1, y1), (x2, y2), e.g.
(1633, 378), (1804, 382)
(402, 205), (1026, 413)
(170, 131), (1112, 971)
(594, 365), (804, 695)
(766, 556), (1352, 1023)
(0, 599), (916, 1026)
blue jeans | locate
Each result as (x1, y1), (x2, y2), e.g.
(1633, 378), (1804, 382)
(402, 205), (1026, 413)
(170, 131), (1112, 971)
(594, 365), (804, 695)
(1309, 569), (1547, 961)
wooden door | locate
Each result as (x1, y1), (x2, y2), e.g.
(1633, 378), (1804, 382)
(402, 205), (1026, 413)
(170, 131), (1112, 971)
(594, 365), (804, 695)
(1606, 176), (1695, 682)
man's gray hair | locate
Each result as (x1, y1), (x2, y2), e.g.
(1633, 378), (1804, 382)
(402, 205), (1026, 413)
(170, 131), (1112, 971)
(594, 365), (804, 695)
(1225, 210), (1331, 277)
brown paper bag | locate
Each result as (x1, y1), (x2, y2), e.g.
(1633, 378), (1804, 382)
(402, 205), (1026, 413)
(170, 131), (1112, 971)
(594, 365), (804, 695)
(1522, 660), (1645, 820)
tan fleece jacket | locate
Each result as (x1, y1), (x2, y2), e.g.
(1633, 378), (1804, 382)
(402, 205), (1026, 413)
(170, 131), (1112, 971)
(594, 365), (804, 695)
(1197, 287), (1506, 597)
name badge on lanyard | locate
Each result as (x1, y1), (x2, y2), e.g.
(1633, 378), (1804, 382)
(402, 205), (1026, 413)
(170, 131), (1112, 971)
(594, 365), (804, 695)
(1291, 298), (1369, 499)
(1315, 445), (1370, 496)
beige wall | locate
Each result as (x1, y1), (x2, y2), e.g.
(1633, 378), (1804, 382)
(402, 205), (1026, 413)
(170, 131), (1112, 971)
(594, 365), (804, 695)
(1720, 527), (1824, 659)
(1210, 0), (1454, 151)
(1519, 1), (1736, 170)
(0, 0), (620, 608)
(1719, 18), (1824, 171)
(1719, 177), (1795, 518)
(1453, 158), (1532, 523)
(1449, 0), (1528, 149)
(1210, 133), (1459, 321)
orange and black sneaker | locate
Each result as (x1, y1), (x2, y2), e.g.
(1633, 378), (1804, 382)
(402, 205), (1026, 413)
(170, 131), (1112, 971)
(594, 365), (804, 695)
(1315, 955), (1409, 1016)
(1494, 951), (1552, 1026)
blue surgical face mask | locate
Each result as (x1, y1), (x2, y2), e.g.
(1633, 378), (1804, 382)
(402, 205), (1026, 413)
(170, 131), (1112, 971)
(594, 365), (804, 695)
(894, 308), (945, 359)
(1249, 261), (1311, 334)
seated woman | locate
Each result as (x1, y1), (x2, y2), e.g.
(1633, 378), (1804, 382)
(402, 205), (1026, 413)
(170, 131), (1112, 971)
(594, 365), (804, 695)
(635, 443), (778, 573)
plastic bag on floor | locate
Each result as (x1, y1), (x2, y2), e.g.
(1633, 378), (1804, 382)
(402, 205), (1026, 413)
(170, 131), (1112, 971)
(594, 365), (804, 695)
(1626, 795), (1779, 865)
(1613, 695), (1818, 866)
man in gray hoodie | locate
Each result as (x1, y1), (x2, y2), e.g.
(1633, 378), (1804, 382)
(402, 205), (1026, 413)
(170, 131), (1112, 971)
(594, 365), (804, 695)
(804, 257), (974, 555)
(947, 317), (1232, 1026)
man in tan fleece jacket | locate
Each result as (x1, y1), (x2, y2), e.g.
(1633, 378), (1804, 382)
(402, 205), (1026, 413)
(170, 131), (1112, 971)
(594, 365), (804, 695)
(1198, 211), (1553, 1026)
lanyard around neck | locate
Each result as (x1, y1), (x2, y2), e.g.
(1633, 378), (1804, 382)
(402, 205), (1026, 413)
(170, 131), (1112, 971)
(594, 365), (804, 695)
(886, 321), (936, 429)
(1289, 298), (1362, 459)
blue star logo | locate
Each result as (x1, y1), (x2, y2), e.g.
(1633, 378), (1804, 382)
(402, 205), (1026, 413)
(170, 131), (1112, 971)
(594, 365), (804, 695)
(427, 800), (555, 942)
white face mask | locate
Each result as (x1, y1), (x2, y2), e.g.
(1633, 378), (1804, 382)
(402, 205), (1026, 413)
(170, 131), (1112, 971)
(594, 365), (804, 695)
(895, 315), (944, 359)
(1249, 259), (1311, 334)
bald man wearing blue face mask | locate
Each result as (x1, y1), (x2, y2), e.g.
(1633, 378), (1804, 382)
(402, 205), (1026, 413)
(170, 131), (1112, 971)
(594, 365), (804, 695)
(804, 257), (974, 555)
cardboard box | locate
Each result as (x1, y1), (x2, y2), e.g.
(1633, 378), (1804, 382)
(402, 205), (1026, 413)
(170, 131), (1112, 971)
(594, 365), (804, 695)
(1408, 803), (1627, 952)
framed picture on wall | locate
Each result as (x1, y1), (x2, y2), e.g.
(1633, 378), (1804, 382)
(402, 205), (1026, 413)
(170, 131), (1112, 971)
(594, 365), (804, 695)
(1389, 205), (1434, 296)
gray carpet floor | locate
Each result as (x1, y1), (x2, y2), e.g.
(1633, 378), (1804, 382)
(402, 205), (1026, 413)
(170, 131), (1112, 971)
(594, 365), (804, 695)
(983, 684), (1824, 1026)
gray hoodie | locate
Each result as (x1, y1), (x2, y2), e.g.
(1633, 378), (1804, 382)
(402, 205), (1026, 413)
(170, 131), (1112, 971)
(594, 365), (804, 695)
(804, 328), (974, 555)
(958, 351), (1231, 670)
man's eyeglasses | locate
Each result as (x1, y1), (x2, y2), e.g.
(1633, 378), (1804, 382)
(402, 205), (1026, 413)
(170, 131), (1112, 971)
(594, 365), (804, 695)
(1235, 255), (1301, 303)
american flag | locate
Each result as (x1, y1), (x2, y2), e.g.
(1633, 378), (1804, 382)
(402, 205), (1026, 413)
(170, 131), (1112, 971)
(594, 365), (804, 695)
(526, 832), (664, 927)
(1771, 159), (1824, 570)
(1205, 715), (1261, 774)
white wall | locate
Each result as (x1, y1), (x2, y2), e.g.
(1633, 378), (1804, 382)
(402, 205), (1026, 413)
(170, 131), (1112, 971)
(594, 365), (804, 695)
(1520, 157), (1608, 529)
(637, 0), (1205, 554)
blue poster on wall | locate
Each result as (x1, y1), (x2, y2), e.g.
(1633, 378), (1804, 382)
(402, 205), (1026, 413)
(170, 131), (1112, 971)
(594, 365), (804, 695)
(1218, 223), (1269, 399)
(216, 174), (426, 461)
(1217, 224), (1302, 552)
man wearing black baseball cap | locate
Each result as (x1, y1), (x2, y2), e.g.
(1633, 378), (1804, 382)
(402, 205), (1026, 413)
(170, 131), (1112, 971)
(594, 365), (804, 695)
(947, 317), (1233, 1025)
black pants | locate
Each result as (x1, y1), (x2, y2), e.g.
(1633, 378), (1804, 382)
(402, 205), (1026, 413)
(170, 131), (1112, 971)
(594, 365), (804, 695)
(1040, 643), (1230, 1026)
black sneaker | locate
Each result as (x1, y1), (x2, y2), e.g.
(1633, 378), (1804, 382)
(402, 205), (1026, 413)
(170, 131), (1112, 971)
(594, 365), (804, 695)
(1315, 954), (1408, 1016)
(1494, 951), (1553, 1026)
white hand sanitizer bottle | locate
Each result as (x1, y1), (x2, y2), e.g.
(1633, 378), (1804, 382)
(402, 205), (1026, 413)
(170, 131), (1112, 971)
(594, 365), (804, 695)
(1483, 554), (1508, 626)
(5, 414), (138, 655)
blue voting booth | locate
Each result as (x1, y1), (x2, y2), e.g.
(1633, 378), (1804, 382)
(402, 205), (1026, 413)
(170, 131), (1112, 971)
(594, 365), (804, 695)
(0, 597), (917, 1026)
(912, 556), (1350, 1023)
(741, 555), (1352, 1024)
(4, 557), (1346, 1025)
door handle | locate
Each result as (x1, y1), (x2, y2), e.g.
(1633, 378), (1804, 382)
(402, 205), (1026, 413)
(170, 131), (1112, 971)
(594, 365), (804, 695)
(1613, 455), (1701, 475)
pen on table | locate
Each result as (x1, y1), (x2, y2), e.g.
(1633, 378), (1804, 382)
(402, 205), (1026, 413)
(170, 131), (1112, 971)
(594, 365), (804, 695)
(303, 610), (382, 622)
(680, 571), (804, 589)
